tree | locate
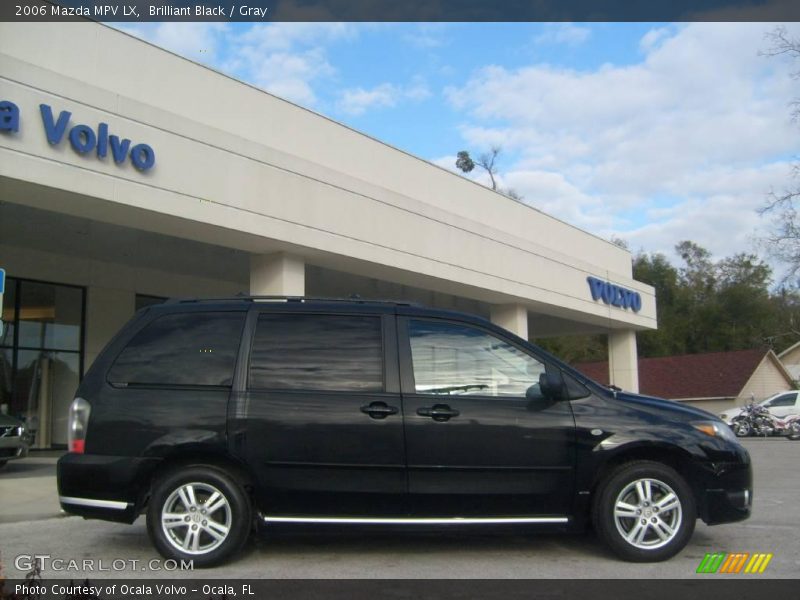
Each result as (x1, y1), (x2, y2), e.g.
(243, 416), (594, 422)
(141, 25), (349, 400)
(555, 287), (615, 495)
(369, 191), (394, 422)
(456, 146), (500, 190)
(455, 150), (475, 174)
(633, 251), (686, 357)
(634, 242), (775, 354)
(765, 285), (800, 352)
(540, 241), (796, 364)
(610, 236), (629, 250)
(760, 26), (800, 282)
(455, 146), (523, 200)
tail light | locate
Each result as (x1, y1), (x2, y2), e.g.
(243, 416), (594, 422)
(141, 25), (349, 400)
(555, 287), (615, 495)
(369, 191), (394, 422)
(68, 397), (91, 453)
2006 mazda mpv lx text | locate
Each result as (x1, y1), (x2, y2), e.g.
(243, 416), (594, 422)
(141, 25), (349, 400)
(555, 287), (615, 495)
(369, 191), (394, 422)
(57, 297), (752, 566)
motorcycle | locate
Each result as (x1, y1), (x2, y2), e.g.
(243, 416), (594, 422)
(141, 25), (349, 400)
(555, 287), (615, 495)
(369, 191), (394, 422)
(732, 402), (800, 438)
(775, 413), (800, 440)
(731, 402), (777, 437)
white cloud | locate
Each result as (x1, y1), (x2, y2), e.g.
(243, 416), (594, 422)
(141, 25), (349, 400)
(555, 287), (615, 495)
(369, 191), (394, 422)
(445, 23), (800, 263)
(402, 23), (449, 49)
(237, 48), (334, 106)
(431, 155), (459, 172)
(223, 23), (358, 106)
(114, 22), (228, 62)
(115, 22), (360, 107)
(337, 80), (431, 116)
(639, 26), (674, 53)
(534, 23), (591, 46)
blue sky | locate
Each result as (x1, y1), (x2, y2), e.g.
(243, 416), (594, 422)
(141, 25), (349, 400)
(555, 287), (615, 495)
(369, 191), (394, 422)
(116, 21), (800, 272)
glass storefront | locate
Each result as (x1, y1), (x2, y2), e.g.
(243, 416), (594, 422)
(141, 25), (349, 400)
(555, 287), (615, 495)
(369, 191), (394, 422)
(0, 277), (84, 448)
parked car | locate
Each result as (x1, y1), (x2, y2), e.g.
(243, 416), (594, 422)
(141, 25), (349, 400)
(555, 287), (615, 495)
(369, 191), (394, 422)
(719, 390), (800, 426)
(0, 413), (31, 469)
(58, 298), (752, 566)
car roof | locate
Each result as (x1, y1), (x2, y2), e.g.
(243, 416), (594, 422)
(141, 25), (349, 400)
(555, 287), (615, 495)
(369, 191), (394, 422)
(144, 296), (496, 328)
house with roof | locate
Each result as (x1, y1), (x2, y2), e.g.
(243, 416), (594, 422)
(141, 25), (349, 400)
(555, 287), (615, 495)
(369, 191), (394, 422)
(777, 341), (800, 383)
(574, 348), (795, 415)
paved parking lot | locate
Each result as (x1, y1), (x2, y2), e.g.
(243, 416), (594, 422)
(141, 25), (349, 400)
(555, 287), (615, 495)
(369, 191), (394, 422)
(1, 439), (797, 579)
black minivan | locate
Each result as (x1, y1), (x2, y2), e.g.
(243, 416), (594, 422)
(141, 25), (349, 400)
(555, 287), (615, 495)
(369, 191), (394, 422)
(58, 297), (752, 566)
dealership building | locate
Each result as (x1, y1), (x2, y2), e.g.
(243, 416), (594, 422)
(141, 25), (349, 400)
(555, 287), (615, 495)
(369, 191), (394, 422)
(0, 22), (656, 448)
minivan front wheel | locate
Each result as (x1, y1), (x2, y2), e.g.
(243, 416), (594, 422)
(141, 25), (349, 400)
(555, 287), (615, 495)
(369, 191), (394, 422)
(593, 461), (696, 562)
(147, 466), (251, 567)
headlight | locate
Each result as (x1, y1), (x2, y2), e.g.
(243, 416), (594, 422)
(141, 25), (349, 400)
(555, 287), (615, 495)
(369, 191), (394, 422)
(692, 421), (738, 443)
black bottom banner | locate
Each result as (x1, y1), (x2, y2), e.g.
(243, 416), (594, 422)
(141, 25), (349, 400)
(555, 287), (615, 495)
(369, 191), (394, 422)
(1, 579), (798, 600)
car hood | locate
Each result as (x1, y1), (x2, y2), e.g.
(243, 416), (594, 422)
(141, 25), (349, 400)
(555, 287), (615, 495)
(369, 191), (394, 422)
(0, 413), (23, 427)
(613, 390), (720, 422)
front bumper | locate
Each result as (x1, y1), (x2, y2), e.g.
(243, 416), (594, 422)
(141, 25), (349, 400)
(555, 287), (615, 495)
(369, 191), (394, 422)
(0, 436), (30, 462)
(697, 457), (753, 525)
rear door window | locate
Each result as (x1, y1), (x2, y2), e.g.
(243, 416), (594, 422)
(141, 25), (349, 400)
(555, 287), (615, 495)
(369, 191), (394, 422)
(108, 312), (245, 386)
(249, 313), (384, 392)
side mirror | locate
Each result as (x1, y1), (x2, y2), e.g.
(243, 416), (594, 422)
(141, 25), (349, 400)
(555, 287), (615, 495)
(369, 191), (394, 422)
(524, 371), (563, 409)
(526, 369), (589, 403)
(538, 370), (565, 400)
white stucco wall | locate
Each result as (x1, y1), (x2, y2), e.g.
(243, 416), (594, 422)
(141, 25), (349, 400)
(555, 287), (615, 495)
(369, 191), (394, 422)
(0, 21), (656, 333)
(0, 242), (241, 368)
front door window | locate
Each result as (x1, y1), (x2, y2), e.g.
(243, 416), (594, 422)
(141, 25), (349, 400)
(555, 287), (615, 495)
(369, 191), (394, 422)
(409, 319), (546, 397)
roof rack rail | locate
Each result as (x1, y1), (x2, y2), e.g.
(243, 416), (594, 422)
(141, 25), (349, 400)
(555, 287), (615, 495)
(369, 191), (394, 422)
(164, 295), (421, 307)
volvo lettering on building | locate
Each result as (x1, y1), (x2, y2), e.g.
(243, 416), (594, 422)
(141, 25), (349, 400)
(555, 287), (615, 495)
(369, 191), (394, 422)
(39, 104), (155, 171)
(587, 276), (642, 312)
(0, 99), (155, 172)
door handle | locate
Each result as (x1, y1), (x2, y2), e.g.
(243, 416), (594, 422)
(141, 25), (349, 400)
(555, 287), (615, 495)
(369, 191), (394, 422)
(360, 401), (399, 419)
(417, 404), (460, 422)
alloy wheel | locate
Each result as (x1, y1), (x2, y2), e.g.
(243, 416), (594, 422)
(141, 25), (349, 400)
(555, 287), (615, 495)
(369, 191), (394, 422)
(160, 482), (232, 555)
(613, 478), (683, 550)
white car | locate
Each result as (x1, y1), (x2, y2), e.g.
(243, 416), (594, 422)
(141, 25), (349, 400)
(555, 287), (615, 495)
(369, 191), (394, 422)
(719, 390), (800, 425)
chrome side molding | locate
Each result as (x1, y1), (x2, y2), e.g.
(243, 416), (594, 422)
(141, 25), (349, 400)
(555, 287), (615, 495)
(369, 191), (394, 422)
(261, 515), (568, 525)
(59, 496), (131, 510)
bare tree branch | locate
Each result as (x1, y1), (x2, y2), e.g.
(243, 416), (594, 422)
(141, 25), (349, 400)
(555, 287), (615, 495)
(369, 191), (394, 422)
(759, 26), (800, 285)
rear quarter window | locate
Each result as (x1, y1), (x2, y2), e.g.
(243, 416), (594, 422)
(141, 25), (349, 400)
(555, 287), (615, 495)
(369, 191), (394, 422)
(108, 311), (245, 386)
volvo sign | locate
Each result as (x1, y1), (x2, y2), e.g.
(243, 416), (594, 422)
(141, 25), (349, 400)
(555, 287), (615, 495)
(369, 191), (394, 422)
(587, 276), (642, 313)
(0, 100), (155, 171)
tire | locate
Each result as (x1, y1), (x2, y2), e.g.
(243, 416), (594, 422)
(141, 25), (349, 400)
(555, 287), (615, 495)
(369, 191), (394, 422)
(592, 461), (696, 562)
(733, 420), (751, 437)
(0, 460), (7, 470)
(146, 465), (252, 568)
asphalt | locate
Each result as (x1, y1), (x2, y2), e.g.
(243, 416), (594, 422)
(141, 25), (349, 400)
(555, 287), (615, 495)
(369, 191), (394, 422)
(0, 439), (797, 579)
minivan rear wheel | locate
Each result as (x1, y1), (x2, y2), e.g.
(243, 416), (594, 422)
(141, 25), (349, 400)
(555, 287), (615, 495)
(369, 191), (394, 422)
(147, 466), (251, 567)
(592, 461), (696, 562)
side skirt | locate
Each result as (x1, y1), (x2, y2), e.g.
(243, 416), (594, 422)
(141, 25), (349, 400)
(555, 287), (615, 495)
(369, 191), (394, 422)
(260, 515), (569, 525)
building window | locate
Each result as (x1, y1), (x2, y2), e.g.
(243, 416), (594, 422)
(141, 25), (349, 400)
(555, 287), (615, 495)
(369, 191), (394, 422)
(0, 277), (85, 448)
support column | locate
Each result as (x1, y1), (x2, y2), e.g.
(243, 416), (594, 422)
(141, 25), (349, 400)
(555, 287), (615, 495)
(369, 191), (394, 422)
(85, 287), (135, 369)
(250, 253), (305, 296)
(608, 330), (639, 393)
(490, 304), (529, 340)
